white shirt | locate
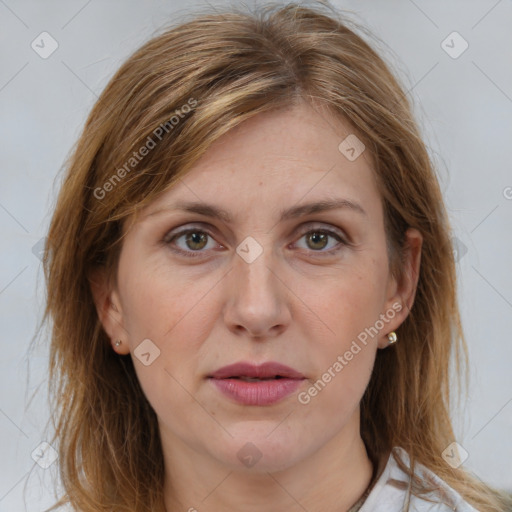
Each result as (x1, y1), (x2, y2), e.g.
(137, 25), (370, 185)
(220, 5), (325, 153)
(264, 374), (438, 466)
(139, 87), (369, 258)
(359, 447), (479, 511)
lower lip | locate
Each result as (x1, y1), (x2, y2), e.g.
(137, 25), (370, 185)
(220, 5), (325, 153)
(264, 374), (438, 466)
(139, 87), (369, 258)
(209, 378), (304, 405)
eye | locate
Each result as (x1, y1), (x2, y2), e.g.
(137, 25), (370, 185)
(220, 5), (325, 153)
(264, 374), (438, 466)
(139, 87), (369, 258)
(163, 224), (348, 259)
(294, 228), (347, 255)
(164, 227), (220, 258)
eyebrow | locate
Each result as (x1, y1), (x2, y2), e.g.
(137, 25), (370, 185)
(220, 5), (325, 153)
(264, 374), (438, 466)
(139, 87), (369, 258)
(145, 198), (367, 223)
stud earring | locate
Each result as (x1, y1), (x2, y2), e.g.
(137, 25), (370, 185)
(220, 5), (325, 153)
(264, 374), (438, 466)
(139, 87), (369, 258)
(387, 331), (397, 344)
(114, 339), (121, 347)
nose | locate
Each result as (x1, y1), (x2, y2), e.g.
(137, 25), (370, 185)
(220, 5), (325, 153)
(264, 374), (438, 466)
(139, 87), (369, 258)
(222, 244), (291, 340)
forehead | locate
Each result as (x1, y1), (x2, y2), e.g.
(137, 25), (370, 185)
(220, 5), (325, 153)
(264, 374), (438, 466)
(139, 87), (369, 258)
(139, 102), (382, 225)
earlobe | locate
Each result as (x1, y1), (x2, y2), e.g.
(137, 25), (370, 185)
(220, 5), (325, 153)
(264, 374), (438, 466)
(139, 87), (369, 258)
(88, 267), (129, 354)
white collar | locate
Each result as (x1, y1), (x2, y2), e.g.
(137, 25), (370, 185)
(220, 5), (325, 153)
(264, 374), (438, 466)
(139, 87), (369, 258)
(358, 447), (478, 512)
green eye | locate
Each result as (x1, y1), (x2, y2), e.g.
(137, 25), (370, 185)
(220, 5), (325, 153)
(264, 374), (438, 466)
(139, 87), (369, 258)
(295, 229), (346, 255)
(164, 229), (216, 258)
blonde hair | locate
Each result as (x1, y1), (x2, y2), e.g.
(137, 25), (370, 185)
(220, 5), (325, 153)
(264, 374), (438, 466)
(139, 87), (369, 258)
(37, 2), (510, 511)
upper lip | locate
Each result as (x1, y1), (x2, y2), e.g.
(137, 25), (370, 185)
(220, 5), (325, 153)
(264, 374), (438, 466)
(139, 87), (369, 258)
(208, 361), (305, 379)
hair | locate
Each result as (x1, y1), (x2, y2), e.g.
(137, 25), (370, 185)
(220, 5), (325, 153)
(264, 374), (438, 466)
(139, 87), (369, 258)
(35, 1), (511, 511)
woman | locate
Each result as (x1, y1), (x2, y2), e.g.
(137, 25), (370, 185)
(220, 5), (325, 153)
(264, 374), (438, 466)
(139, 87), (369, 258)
(40, 2), (511, 511)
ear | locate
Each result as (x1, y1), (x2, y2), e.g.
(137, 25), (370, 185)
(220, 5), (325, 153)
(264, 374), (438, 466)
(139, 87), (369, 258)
(377, 227), (423, 349)
(88, 267), (130, 355)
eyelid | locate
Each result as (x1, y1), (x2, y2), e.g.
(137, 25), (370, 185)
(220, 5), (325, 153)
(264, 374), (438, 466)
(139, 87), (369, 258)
(162, 222), (219, 243)
(164, 220), (348, 239)
(295, 222), (349, 242)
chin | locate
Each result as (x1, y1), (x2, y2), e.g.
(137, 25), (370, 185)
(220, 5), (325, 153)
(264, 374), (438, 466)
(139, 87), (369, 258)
(215, 427), (306, 473)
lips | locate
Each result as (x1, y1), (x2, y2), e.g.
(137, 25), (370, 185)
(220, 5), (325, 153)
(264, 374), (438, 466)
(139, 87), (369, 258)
(208, 361), (305, 380)
(208, 361), (305, 406)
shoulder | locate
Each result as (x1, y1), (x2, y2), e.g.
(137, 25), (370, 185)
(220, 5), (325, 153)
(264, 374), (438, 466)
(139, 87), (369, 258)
(359, 447), (479, 512)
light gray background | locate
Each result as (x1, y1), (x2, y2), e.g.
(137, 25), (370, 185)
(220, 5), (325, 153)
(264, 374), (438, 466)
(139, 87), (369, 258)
(1, 0), (511, 510)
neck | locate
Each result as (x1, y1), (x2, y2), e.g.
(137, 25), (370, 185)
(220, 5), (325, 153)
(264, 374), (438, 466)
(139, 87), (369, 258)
(162, 418), (374, 512)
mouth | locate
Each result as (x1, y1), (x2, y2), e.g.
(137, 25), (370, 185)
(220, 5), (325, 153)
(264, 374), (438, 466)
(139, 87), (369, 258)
(207, 361), (305, 406)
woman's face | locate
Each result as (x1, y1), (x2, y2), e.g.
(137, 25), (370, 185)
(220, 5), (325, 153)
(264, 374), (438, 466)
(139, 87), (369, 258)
(94, 101), (420, 474)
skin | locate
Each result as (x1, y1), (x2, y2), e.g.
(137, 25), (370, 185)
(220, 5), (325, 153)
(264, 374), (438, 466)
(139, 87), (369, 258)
(91, 100), (422, 512)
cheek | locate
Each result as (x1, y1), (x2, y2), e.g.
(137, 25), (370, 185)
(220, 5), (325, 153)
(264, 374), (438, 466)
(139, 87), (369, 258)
(293, 259), (386, 407)
(119, 257), (216, 345)
(296, 257), (388, 344)
(298, 296), (378, 422)
(117, 260), (218, 423)
(117, 257), (223, 405)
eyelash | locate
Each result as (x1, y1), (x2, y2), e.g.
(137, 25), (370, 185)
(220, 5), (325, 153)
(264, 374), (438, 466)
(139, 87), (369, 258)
(163, 224), (348, 259)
